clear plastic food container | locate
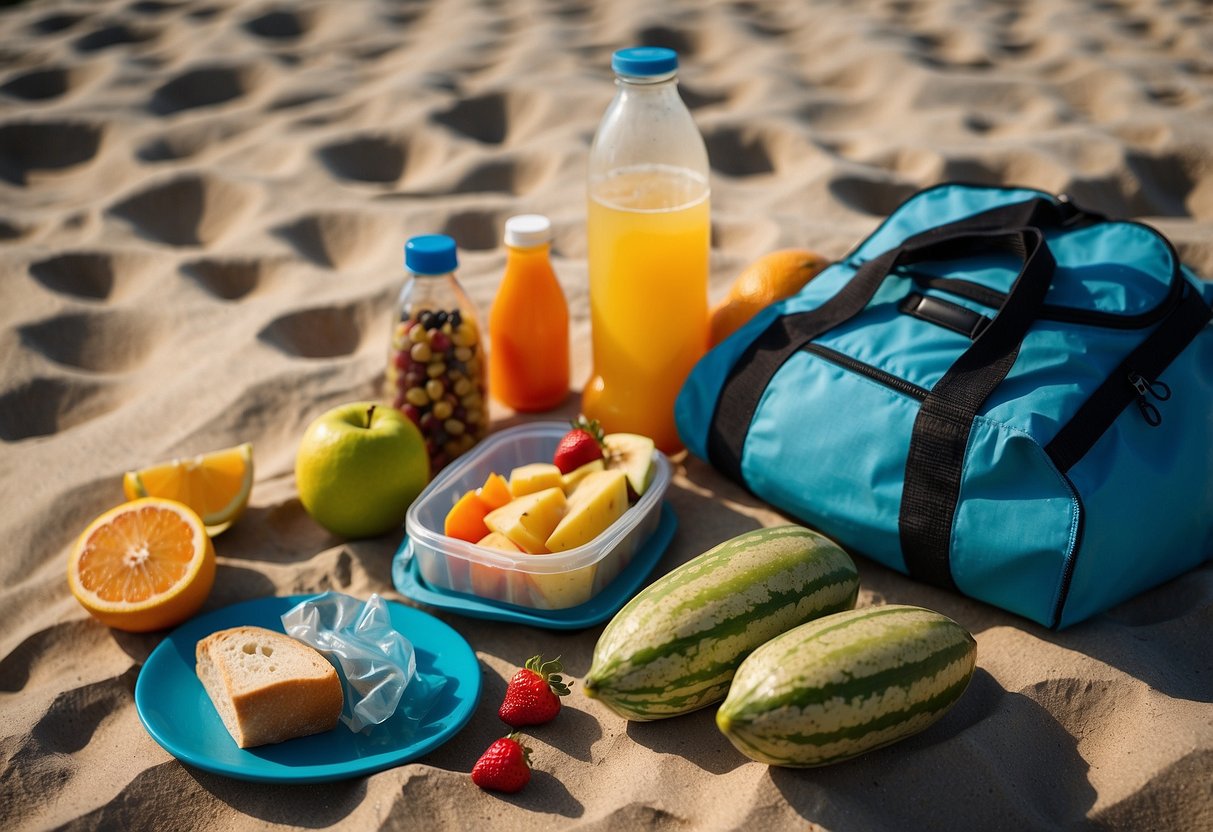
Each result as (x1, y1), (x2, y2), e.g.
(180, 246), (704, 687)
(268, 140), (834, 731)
(403, 421), (670, 610)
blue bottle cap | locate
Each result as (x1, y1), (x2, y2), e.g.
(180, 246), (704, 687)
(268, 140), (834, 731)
(404, 234), (458, 275)
(611, 46), (678, 77)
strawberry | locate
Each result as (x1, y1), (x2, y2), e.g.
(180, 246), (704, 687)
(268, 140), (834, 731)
(499, 655), (572, 727)
(472, 733), (532, 793)
(552, 416), (605, 474)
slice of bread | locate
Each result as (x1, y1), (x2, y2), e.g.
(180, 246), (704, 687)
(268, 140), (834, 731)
(195, 625), (343, 749)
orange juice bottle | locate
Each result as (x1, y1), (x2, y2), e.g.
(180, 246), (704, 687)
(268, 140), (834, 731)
(584, 47), (710, 453)
(489, 215), (570, 411)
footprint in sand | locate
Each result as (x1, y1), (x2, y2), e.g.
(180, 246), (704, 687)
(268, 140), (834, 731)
(108, 174), (262, 247)
(0, 121), (105, 186)
(73, 22), (160, 53)
(180, 256), (286, 301)
(635, 24), (701, 59)
(135, 118), (252, 163)
(273, 212), (397, 270)
(448, 152), (557, 196)
(316, 134), (413, 185)
(28, 251), (159, 302)
(30, 673), (135, 753)
(704, 124), (778, 178)
(257, 300), (380, 359)
(29, 12), (88, 35)
(0, 218), (28, 242)
(0, 376), (129, 441)
(1, 66), (90, 103)
(242, 8), (316, 41)
(441, 209), (503, 252)
(148, 64), (261, 116)
(432, 91), (545, 145)
(828, 174), (920, 217)
(18, 310), (162, 374)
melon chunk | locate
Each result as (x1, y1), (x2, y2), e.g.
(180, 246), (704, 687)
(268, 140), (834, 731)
(561, 459), (605, 495)
(476, 530), (524, 553)
(545, 470), (628, 553)
(528, 565), (597, 609)
(508, 463), (564, 497)
(484, 487), (568, 553)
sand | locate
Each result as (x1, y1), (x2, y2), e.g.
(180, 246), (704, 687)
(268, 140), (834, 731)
(2, 0), (1212, 829)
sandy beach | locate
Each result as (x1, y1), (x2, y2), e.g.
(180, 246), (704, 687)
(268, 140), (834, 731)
(2, 0), (1212, 829)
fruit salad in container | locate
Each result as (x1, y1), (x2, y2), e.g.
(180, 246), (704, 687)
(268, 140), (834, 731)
(404, 421), (669, 610)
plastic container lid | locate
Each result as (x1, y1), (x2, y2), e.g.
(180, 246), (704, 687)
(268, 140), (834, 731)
(611, 46), (678, 77)
(405, 235), (458, 275)
(504, 214), (552, 249)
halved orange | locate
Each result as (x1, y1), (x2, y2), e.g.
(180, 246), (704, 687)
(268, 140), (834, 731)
(67, 498), (216, 632)
(123, 442), (253, 534)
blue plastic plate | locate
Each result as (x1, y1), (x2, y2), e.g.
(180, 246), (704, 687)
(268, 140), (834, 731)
(392, 503), (677, 629)
(134, 595), (480, 783)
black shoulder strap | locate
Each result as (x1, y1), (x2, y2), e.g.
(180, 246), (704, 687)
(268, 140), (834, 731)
(707, 219), (1058, 482)
(704, 192), (1071, 592)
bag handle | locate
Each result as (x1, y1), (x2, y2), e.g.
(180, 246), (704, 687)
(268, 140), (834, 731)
(897, 227), (1055, 590)
(707, 225), (1057, 484)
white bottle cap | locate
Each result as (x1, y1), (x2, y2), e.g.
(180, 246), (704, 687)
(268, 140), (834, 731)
(504, 214), (552, 248)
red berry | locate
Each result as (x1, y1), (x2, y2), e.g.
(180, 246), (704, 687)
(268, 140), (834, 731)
(472, 733), (532, 793)
(430, 330), (452, 352)
(552, 416), (605, 474)
(499, 655), (572, 727)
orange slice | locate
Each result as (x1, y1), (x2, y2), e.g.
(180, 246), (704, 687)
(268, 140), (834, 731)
(67, 498), (216, 632)
(123, 442), (253, 533)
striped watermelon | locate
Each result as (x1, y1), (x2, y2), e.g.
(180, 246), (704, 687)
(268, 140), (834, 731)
(716, 605), (977, 767)
(583, 525), (859, 721)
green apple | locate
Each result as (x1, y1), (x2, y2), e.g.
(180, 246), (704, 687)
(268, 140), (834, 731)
(295, 402), (430, 538)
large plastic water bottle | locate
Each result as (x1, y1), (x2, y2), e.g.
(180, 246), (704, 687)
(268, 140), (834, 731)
(582, 46), (711, 454)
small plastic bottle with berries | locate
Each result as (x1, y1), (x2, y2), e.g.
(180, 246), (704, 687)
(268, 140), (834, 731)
(386, 234), (488, 473)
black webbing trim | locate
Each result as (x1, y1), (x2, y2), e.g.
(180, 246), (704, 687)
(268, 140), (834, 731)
(1045, 284), (1213, 472)
(707, 227), (1053, 483)
(898, 228), (1056, 590)
(705, 194), (1096, 482)
(705, 244), (900, 482)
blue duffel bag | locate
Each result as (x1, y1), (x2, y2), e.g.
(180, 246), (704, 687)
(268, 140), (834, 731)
(676, 183), (1213, 628)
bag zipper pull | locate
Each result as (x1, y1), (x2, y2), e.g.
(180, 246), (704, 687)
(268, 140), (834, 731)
(1128, 372), (1171, 427)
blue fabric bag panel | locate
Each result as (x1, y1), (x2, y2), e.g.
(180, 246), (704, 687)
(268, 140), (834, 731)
(676, 183), (1213, 628)
(1056, 327), (1213, 627)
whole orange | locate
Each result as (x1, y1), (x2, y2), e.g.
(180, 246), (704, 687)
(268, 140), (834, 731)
(709, 249), (829, 347)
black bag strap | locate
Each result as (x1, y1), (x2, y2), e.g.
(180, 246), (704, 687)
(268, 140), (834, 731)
(897, 228), (1055, 589)
(707, 224), (1057, 482)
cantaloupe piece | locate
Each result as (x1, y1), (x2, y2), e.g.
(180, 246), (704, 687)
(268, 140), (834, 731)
(478, 472), (513, 510)
(444, 490), (491, 542)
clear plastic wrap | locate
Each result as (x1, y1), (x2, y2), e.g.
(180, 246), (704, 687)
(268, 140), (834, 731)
(282, 592), (444, 734)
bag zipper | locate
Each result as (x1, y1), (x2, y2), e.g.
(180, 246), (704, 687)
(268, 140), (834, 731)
(1128, 372), (1171, 427)
(803, 343), (928, 400)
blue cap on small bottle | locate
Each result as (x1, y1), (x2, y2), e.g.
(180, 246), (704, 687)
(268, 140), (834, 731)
(404, 234), (458, 275)
(611, 46), (678, 77)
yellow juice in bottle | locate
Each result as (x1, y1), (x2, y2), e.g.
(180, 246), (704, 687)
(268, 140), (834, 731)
(583, 165), (710, 453)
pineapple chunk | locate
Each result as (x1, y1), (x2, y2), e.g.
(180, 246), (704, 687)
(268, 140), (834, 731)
(528, 565), (597, 609)
(476, 531), (523, 553)
(508, 463), (564, 497)
(561, 459), (605, 495)
(484, 487), (568, 553)
(545, 470), (628, 553)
